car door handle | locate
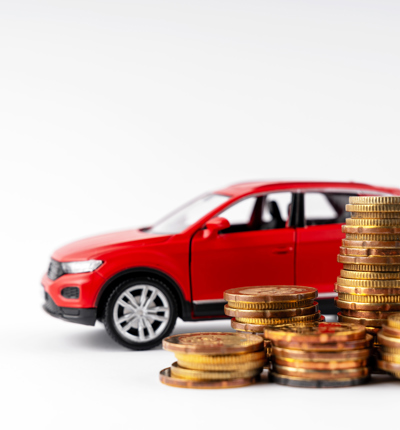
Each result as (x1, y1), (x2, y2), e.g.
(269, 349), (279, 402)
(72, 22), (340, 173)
(272, 246), (294, 254)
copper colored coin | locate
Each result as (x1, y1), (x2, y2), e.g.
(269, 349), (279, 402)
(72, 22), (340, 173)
(342, 263), (400, 272)
(224, 302), (319, 318)
(162, 332), (264, 354)
(380, 351), (400, 364)
(340, 269), (400, 280)
(335, 298), (400, 311)
(338, 254), (400, 265)
(378, 331), (400, 347)
(272, 346), (371, 361)
(235, 311), (321, 325)
(377, 359), (400, 375)
(273, 364), (370, 380)
(272, 334), (373, 352)
(339, 308), (396, 319)
(223, 286), (317, 303)
(159, 367), (259, 389)
(388, 313), (400, 328)
(337, 292), (400, 303)
(265, 322), (365, 343)
(343, 239), (400, 249)
(334, 284), (400, 296)
(338, 312), (386, 327)
(382, 324), (400, 338)
(381, 346), (400, 354)
(340, 246), (400, 257)
(342, 225), (400, 234)
(349, 196), (400, 205)
(231, 318), (266, 333)
(274, 356), (369, 370)
(227, 299), (315, 310)
(269, 372), (370, 388)
(337, 276), (400, 288)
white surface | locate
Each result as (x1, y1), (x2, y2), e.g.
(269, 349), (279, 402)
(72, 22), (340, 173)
(1, 1), (400, 429)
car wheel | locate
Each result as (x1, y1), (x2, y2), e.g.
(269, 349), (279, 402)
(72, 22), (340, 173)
(104, 278), (177, 350)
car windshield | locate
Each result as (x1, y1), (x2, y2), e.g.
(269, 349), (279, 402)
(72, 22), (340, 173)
(147, 193), (230, 234)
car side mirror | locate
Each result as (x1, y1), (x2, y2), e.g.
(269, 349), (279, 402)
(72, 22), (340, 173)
(203, 217), (230, 238)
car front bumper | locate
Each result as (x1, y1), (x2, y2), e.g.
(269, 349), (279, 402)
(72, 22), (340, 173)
(43, 291), (97, 326)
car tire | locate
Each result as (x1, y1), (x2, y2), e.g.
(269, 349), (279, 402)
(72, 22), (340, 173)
(104, 277), (178, 350)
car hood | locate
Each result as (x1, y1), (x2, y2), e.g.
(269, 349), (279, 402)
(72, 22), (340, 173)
(52, 229), (171, 261)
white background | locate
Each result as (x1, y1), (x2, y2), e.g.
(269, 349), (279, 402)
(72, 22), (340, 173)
(1, 1), (399, 429)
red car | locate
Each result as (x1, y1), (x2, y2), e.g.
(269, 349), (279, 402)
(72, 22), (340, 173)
(42, 181), (400, 350)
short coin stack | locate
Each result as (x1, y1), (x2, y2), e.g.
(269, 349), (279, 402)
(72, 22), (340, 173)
(266, 322), (372, 388)
(224, 286), (321, 364)
(336, 195), (400, 343)
(159, 332), (265, 389)
(377, 314), (400, 378)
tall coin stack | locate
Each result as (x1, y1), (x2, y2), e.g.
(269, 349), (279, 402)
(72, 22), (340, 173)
(223, 286), (322, 363)
(336, 196), (400, 346)
(266, 322), (372, 388)
(377, 314), (400, 379)
(159, 332), (265, 389)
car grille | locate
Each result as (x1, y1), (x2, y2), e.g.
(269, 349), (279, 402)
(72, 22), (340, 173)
(61, 287), (80, 299)
(48, 259), (64, 280)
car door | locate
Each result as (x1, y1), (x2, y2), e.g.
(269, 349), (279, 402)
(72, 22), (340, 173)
(190, 192), (296, 316)
(295, 191), (357, 304)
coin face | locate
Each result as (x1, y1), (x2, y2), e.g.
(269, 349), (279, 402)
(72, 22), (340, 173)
(343, 239), (400, 249)
(162, 332), (264, 354)
(349, 196), (400, 205)
(340, 269), (400, 280)
(335, 297), (400, 311)
(338, 254), (400, 265)
(224, 286), (317, 303)
(338, 312), (386, 327)
(265, 322), (366, 343)
(273, 363), (370, 380)
(159, 367), (259, 389)
(269, 372), (370, 388)
(224, 302), (319, 318)
(388, 313), (400, 329)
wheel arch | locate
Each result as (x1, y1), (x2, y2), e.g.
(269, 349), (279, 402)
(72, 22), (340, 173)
(96, 267), (192, 322)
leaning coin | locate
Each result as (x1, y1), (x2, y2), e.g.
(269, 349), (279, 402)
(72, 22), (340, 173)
(349, 196), (400, 205)
(273, 364), (370, 380)
(273, 356), (369, 370)
(271, 334), (373, 352)
(388, 313), (400, 329)
(269, 372), (369, 388)
(272, 346), (371, 361)
(340, 269), (400, 280)
(265, 322), (365, 343)
(224, 302), (319, 318)
(224, 285), (317, 303)
(159, 368), (259, 389)
(338, 312), (387, 327)
(163, 332), (264, 354)
(342, 239), (400, 249)
(377, 332), (400, 348)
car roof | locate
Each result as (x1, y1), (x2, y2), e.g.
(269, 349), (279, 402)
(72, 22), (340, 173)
(216, 181), (400, 197)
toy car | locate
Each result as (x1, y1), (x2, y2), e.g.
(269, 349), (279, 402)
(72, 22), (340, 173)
(42, 181), (400, 350)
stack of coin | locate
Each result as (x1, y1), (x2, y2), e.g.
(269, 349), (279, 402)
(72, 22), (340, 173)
(377, 314), (400, 379)
(159, 332), (265, 389)
(224, 286), (322, 365)
(336, 195), (400, 342)
(266, 322), (372, 388)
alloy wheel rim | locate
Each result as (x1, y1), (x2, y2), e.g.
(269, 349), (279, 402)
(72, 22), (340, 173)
(113, 284), (170, 343)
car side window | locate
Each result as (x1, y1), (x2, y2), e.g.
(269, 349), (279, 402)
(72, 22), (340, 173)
(304, 192), (356, 226)
(217, 197), (258, 233)
(261, 192), (293, 230)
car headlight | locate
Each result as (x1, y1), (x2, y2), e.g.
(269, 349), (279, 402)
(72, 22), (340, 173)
(61, 260), (103, 274)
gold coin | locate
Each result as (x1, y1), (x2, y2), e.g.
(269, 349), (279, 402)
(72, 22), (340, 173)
(335, 284), (400, 296)
(377, 359), (400, 376)
(339, 308), (396, 319)
(349, 196), (400, 205)
(177, 358), (266, 372)
(272, 346), (371, 361)
(335, 297), (400, 311)
(224, 302), (319, 318)
(159, 367), (259, 389)
(338, 254), (400, 265)
(342, 263), (400, 272)
(235, 312), (320, 325)
(345, 218), (400, 227)
(223, 286), (317, 303)
(265, 322), (365, 343)
(340, 269), (400, 280)
(382, 324), (400, 338)
(162, 332), (264, 354)
(338, 312), (386, 327)
(227, 299), (314, 310)
(170, 361), (263, 381)
(273, 363), (370, 380)
(378, 331), (400, 347)
(345, 233), (400, 241)
(336, 277), (400, 288)
(173, 350), (266, 364)
(350, 212), (400, 219)
(346, 204), (400, 212)
(340, 246), (400, 257)
(343, 239), (400, 249)
(337, 292), (400, 303)
(274, 356), (368, 370)
(231, 318), (267, 333)
(388, 313), (400, 329)
(382, 346), (400, 354)
(379, 352), (400, 364)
